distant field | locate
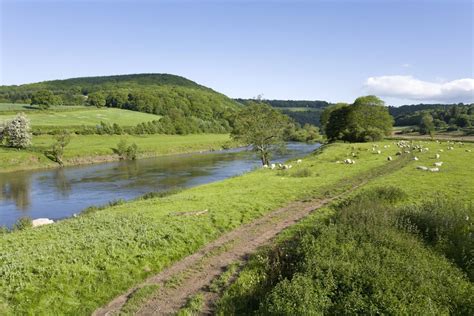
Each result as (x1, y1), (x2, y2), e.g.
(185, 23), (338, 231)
(0, 107), (160, 127)
(0, 103), (88, 112)
(278, 107), (321, 112)
(0, 134), (232, 172)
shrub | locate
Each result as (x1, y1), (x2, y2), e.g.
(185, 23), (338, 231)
(289, 167), (312, 177)
(2, 113), (32, 149)
(45, 130), (71, 166)
(397, 199), (474, 281)
(13, 216), (32, 231)
(113, 139), (139, 160)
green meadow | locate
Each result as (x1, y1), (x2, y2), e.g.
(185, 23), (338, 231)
(0, 106), (160, 127)
(0, 140), (472, 315)
(0, 133), (232, 172)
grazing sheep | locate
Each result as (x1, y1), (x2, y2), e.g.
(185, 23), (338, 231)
(32, 218), (54, 227)
(435, 154), (440, 159)
(376, 150), (381, 154)
(344, 159), (355, 164)
(404, 150), (411, 154)
(466, 149), (472, 153)
(296, 159), (302, 164)
(263, 164), (268, 168)
(434, 162), (443, 167)
(396, 151), (402, 156)
(387, 156), (393, 161)
(417, 166), (428, 171)
(429, 167), (440, 172)
(413, 157), (419, 161)
(270, 163), (276, 169)
(438, 149), (444, 152)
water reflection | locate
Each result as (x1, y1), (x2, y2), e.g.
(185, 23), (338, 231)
(0, 143), (319, 227)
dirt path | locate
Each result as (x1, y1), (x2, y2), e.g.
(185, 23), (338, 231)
(93, 155), (410, 316)
(93, 196), (336, 316)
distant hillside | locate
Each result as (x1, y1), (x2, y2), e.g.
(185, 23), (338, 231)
(388, 103), (474, 127)
(0, 74), (241, 134)
(235, 99), (331, 127)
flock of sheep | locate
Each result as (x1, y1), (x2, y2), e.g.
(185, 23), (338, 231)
(263, 159), (303, 170)
(338, 139), (471, 173)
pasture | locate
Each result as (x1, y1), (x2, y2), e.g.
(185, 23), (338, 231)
(0, 140), (472, 315)
(0, 106), (160, 127)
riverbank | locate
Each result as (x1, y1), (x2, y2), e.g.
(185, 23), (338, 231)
(0, 134), (234, 173)
(1, 140), (472, 315)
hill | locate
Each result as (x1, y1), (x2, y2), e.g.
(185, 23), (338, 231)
(235, 99), (331, 127)
(0, 74), (241, 134)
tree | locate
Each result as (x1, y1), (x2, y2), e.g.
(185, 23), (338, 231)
(2, 113), (32, 149)
(231, 102), (290, 165)
(325, 96), (393, 142)
(320, 102), (348, 134)
(87, 92), (106, 108)
(45, 130), (71, 166)
(31, 90), (58, 109)
(419, 114), (435, 136)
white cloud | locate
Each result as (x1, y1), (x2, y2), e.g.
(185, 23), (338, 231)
(365, 75), (474, 103)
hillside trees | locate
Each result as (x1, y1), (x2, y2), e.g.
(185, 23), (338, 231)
(232, 102), (290, 165)
(87, 92), (106, 108)
(31, 90), (62, 109)
(325, 96), (393, 142)
(419, 114), (435, 136)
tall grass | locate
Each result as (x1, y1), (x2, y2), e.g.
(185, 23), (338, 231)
(216, 188), (474, 315)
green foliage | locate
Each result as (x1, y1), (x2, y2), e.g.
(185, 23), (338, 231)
(320, 102), (348, 133)
(13, 216), (32, 231)
(120, 285), (160, 315)
(30, 90), (62, 109)
(419, 113), (435, 136)
(232, 101), (290, 165)
(326, 96), (393, 142)
(113, 139), (138, 160)
(398, 199), (474, 280)
(1, 113), (32, 148)
(218, 190), (473, 315)
(45, 130), (71, 166)
(87, 91), (106, 108)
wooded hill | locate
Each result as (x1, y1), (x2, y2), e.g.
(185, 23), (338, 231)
(0, 74), (241, 134)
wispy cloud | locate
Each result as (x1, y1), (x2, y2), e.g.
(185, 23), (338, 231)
(365, 75), (474, 103)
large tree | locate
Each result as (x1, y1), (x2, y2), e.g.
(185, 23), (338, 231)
(232, 102), (290, 165)
(325, 96), (393, 142)
(320, 102), (348, 134)
(31, 90), (61, 109)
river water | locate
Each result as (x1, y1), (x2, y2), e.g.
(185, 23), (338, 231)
(0, 142), (319, 227)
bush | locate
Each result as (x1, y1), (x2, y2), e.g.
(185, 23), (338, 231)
(2, 113), (32, 149)
(13, 216), (32, 231)
(113, 139), (138, 160)
(45, 130), (71, 166)
(397, 199), (474, 281)
(289, 167), (312, 177)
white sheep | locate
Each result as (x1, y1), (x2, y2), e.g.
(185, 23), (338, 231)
(435, 153), (440, 159)
(429, 167), (440, 172)
(413, 157), (419, 161)
(376, 150), (381, 154)
(434, 162), (443, 167)
(32, 218), (54, 227)
(387, 156), (393, 161)
(270, 163), (276, 169)
(417, 166), (428, 171)
(296, 159), (302, 164)
(263, 164), (268, 168)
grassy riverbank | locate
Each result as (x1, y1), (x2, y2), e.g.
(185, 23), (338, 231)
(1, 140), (472, 315)
(0, 134), (233, 173)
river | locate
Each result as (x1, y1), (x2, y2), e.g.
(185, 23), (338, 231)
(0, 142), (320, 228)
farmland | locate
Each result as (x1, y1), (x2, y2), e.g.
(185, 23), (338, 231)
(0, 140), (472, 315)
(0, 106), (160, 127)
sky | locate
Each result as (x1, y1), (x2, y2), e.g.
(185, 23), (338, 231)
(0, 0), (473, 106)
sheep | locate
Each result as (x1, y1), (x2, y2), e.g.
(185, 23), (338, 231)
(263, 164), (269, 168)
(429, 167), (440, 172)
(404, 150), (411, 154)
(296, 159), (302, 164)
(344, 159), (355, 164)
(416, 166), (428, 171)
(434, 162), (443, 167)
(270, 163), (276, 169)
(32, 218), (54, 227)
(376, 150), (381, 154)
(466, 149), (472, 153)
(413, 157), (419, 161)
(387, 156), (393, 161)
(435, 153), (440, 159)
(438, 149), (444, 152)
(396, 151), (402, 156)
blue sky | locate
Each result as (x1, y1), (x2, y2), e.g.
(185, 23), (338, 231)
(1, 0), (473, 105)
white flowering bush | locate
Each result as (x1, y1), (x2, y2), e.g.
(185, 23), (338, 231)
(2, 113), (32, 149)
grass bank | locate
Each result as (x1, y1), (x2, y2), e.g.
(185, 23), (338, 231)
(0, 134), (233, 173)
(0, 141), (405, 315)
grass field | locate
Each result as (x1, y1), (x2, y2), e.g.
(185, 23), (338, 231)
(0, 103), (89, 112)
(0, 107), (160, 127)
(1, 140), (472, 315)
(0, 134), (232, 172)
